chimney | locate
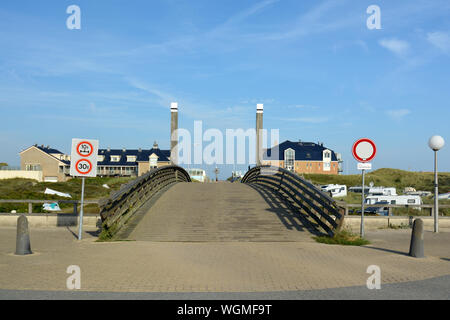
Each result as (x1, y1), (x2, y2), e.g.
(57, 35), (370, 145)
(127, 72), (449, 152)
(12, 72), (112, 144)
(107, 147), (111, 152)
(138, 148), (142, 153)
(256, 104), (263, 166)
(153, 141), (159, 149)
(122, 148), (126, 152)
(170, 102), (178, 165)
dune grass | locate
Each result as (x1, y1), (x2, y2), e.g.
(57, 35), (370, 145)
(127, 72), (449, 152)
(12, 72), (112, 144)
(313, 230), (370, 246)
(0, 176), (135, 213)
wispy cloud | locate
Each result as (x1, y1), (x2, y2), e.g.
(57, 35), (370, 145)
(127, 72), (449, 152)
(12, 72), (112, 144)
(212, 0), (279, 32)
(379, 38), (410, 57)
(386, 109), (411, 119)
(275, 116), (329, 123)
(427, 31), (450, 54)
(289, 104), (320, 110)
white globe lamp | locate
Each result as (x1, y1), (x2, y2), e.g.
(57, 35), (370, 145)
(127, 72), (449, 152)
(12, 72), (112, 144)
(428, 135), (445, 151)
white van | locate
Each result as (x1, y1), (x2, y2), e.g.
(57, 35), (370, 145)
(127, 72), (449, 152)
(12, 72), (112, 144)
(321, 184), (347, 198)
(365, 195), (422, 208)
(368, 187), (397, 196)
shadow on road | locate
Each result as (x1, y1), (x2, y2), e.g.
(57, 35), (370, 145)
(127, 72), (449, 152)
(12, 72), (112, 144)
(362, 245), (410, 257)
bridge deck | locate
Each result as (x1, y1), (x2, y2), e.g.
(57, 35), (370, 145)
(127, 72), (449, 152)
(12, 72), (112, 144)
(126, 182), (322, 242)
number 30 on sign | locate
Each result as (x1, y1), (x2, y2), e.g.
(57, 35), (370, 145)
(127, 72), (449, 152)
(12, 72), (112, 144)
(70, 138), (99, 177)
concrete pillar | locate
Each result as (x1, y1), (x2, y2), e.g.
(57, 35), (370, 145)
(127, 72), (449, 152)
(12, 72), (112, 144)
(15, 215), (32, 255)
(409, 218), (424, 258)
(170, 102), (178, 165)
(256, 104), (263, 166)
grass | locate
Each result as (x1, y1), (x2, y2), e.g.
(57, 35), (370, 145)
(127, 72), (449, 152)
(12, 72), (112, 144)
(380, 223), (410, 230)
(0, 176), (135, 213)
(313, 229), (370, 246)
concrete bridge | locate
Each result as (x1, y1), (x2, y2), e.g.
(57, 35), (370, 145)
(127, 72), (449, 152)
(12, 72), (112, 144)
(98, 165), (345, 241)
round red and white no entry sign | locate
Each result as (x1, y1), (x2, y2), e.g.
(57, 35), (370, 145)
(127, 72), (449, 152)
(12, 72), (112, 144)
(75, 159), (93, 175)
(352, 138), (376, 162)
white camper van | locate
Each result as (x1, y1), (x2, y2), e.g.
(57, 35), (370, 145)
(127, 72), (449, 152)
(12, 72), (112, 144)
(365, 195), (422, 208)
(368, 187), (397, 196)
(321, 184), (347, 198)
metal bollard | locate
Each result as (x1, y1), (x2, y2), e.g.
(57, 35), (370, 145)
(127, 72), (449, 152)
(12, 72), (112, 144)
(15, 215), (32, 255)
(408, 218), (424, 258)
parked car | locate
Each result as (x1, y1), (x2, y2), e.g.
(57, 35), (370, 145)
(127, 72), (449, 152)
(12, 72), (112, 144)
(357, 201), (389, 216)
(320, 184), (347, 198)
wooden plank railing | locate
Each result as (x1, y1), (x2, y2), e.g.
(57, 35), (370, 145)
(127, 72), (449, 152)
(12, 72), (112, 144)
(241, 166), (345, 236)
(98, 165), (191, 239)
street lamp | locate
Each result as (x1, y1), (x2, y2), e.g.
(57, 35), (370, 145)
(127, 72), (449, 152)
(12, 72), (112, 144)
(428, 135), (445, 233)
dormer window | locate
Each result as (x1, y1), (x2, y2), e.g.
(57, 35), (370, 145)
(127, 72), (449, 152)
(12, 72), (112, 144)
(149, 154), (158, 168)
(98, 155), (105, 162)
(111, 156), (120, 162)
(323, 149), (331, 160)
(284, 148), (295, 171)
(127, 155), (137, 162)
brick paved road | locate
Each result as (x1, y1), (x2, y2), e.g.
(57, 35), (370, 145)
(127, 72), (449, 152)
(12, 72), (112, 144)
(0, 226), (448, 293)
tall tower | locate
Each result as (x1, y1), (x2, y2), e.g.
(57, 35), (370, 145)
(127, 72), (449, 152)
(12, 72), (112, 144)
(256, 104), (263, 166)
(170, 102), (178, 165)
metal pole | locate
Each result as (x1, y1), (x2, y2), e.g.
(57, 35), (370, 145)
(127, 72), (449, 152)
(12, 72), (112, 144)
(360, 169), (365, 237)
(78, 177), (85, 240)
(434, 150), (439, 233)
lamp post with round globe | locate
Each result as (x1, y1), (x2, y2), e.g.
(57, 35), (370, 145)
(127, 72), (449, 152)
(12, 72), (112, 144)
(428, 135), (445, 233)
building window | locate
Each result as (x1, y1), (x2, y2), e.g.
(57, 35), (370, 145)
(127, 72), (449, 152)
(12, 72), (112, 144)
(284, 149), (295, 171)
(127, 156), (137, 162)
(149, 154), (158, 168)
(25, 164), (41, 171)
(98, 155), (104, 162)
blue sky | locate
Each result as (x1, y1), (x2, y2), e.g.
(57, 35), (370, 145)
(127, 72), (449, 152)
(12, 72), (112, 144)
(0, 0), (449, 178)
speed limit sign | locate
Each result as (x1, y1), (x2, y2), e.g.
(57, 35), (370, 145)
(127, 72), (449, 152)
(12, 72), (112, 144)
(70, 138), (98, 177)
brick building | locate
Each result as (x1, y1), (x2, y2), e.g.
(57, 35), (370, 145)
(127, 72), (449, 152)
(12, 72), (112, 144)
(262, 140), (343, 175)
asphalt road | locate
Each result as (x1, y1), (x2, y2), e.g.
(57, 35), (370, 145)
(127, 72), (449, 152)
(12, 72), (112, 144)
(1, 274), (449, 300)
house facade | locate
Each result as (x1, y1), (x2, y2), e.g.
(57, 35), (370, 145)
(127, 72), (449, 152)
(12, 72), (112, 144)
(262, 140), (343, 175)
(19, 142), (170, 182)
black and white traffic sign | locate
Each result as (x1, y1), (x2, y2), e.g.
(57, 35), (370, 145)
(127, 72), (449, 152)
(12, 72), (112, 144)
(70, 138), (98, 177)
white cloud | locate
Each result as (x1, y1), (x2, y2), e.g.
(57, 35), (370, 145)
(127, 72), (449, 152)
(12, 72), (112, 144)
(386, 109), (411, 119)
(427, 31), (450, 54)
(379, 38), (410, 57)
(276, 116), (329, 123)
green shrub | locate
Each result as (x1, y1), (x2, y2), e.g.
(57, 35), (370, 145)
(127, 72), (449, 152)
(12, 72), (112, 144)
(313, 229), (370, 246)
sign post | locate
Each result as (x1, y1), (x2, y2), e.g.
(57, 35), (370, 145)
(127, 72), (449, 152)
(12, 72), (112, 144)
(70, 139), (98, 240)
(352, 138), (377, 238)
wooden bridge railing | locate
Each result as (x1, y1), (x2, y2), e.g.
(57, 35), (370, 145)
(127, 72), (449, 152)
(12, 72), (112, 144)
(241, 166), (345, 236)
(98, 165), (191, 239)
